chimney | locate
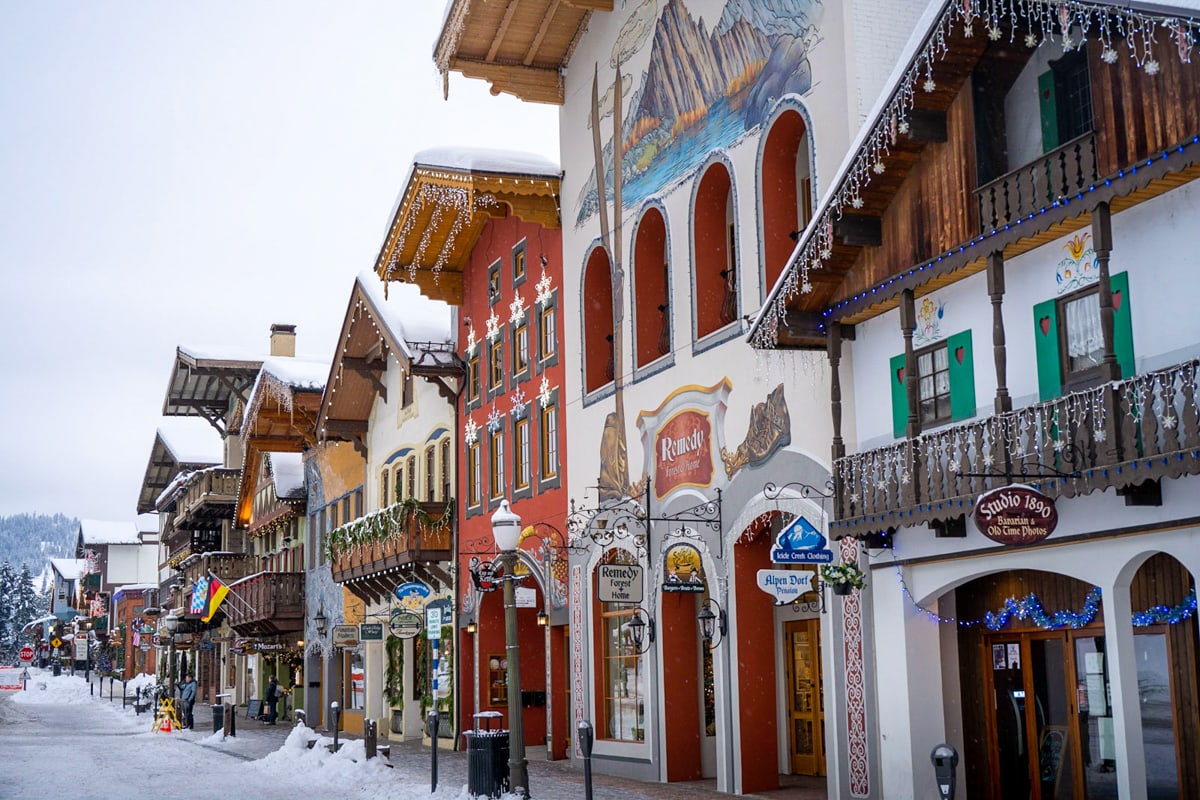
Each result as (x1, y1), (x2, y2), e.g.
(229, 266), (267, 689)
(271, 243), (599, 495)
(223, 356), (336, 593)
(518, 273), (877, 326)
(270, 324), (296, 357)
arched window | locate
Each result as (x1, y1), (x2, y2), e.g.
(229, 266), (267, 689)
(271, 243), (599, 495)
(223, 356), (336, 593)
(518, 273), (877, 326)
(424, 444), (436, 501)
(693, 162), (738, 339)
(440, 437), (451, 501)
(633, 206), (670, 369)
(582, 246), (615, 394)
(760, 108), (813, 295)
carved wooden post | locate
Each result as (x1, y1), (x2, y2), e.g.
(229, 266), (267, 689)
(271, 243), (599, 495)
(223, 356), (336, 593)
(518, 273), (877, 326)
(827, 324), (845, 461)
(987, 252), (1011, 413)
(1092, 202), (1121, 382)
(899, 289), (922, 505)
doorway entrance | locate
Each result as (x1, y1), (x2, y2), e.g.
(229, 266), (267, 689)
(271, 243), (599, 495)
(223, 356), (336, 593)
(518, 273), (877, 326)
(985, 627), (1182, 799)
(785, 619), (825, 776)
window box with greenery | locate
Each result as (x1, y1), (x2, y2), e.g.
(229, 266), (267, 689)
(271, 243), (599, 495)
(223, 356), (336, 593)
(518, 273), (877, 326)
(323, 498), (453, 564)
(820, 561), (866, 595)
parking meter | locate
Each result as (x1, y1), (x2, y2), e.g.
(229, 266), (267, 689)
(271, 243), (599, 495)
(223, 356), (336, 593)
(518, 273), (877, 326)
(931, 743), (959, 800)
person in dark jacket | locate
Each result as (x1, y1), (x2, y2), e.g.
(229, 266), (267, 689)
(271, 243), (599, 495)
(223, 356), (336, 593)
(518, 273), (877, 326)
(264, 675), (279, 725)
(179, 673), (197, 730)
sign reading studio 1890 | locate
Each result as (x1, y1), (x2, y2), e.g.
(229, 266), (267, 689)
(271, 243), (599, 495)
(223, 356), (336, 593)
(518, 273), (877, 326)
(973, 484), (1058, 545)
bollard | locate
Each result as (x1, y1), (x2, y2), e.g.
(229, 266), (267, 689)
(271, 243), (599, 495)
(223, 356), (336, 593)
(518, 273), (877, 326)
(428, 711), (440, 792)
(330, 701), (341, 753)
(578, 719), (595, 800)
(364, 718), (377, 759)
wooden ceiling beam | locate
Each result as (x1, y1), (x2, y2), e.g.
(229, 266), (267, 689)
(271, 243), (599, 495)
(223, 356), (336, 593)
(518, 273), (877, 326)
(448, 58), (564, 105)
(525, 0), (560, 66)
(243, 437), (305, 453)
(486, 0), (520, 63)
(563, 0), (611, 10)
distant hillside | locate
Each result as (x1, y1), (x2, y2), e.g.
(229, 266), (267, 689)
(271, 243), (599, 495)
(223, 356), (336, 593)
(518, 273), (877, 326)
(0, 513), (77, 577)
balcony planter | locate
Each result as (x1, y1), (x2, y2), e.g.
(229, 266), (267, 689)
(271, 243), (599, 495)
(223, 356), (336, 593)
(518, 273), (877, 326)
(831, 581), (855, 596)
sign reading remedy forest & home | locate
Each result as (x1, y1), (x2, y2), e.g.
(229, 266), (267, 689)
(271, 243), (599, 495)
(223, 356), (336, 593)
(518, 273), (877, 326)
(972, 484), (1058, 545)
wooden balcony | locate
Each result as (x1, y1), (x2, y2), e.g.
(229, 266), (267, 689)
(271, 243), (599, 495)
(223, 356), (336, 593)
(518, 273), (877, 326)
(174, 468), (239, 528)
(223, 571), (305, 635)
(331, 500), (453, 603)
(975, 132), (1098, 234)
(166, 553), (257, 617)
(832, 359), (1200, 539)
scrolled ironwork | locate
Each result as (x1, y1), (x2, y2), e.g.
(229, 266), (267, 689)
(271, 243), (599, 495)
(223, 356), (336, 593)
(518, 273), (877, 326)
(763, 479), (836, 502)
(960, 439), (1087, 481)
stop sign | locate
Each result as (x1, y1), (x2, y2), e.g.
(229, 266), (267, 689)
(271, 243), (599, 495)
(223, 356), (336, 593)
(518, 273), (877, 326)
(18, 646), (34, 662)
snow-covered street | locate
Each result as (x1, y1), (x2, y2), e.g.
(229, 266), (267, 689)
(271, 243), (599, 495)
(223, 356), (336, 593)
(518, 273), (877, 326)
(0, 669), (717, 800)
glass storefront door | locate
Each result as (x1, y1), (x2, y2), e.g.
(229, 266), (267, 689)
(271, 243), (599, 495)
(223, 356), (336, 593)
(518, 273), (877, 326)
(785, 619), (825, 776)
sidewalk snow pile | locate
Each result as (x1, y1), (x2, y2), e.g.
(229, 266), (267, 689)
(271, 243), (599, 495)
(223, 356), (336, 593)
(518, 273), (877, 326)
(11, 671), (98, 705)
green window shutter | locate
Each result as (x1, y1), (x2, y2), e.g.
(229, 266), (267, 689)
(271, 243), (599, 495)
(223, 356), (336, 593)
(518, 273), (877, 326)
(947, 330), (977, 421)
(1038, 70), (1060, 152)
(1033, 298), (1062, 401)
(1110, 271), (1135, 378)
(890, 353), (908, 439)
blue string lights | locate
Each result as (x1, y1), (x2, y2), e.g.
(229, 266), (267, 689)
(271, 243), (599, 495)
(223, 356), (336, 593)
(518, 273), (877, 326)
(888, 548), (1198, 630)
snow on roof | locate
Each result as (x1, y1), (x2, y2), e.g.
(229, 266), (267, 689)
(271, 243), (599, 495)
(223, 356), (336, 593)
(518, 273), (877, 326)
(357, 271), (454, 355)
(79, 519), (140, 545)
(269, 452), (306, 500)
(50, 558), (88, 580)
(259, 356), (329, 392)
(157, 416), (223, 465)
(135, 514), (158, 534)
(177, 344), (267, 364)
(112, 583), (158, 597)
(412, 146), (559, 177)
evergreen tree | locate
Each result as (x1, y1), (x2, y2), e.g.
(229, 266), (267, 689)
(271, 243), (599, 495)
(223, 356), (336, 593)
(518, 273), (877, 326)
(12, 565), (43, 642)
(0, 561), (13, 655)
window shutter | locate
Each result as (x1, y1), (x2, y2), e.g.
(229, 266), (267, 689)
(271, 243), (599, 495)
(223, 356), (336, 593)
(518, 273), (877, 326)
(890, 353), (907, 439)
(1033, 298), (1062, 401)
(1038, 70), (1060, 151)
(947, 330), (977, 421)
(1110, 271), (1135, 378)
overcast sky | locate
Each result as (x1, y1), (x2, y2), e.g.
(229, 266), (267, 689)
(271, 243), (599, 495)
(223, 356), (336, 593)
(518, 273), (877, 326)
(0, 2), (560, 522)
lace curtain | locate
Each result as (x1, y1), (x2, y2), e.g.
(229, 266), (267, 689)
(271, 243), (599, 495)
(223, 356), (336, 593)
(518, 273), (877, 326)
(1065, 292), (1103, 370)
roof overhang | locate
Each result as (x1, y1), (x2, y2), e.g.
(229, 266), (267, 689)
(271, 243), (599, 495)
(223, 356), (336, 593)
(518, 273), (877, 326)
(162, 347), (263, 435)
(373, 161), (560, 304)
(434, 0), (612, 105)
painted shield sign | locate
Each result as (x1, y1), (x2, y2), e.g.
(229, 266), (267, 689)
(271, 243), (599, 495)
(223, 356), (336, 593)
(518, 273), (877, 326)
(973, 484), (1058, 545)
(654, 410), (713, 499)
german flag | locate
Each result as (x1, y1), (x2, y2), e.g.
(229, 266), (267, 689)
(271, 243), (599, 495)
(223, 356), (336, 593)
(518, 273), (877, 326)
(201, 574), (230, 623)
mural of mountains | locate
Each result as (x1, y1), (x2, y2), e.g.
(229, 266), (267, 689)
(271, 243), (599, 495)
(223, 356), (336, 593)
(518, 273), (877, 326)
(575, 0), (823, 226)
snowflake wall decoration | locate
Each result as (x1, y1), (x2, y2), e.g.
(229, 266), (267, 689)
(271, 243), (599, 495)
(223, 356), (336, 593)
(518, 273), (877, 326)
(535, 270), (554, 308)
(538, 376), (555, 409)
(510, 388), (528, 418)
(509, 294), (527, 325)
(487, 406), (503, 433)
(485, 310), (501, 342)
(465, 326), (478, 357)
(464, 418), (479, 445)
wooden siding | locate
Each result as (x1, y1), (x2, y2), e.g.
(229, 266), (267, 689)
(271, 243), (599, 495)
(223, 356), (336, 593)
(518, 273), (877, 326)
(1091, 36), (1200, 177)
(835, 86), (978, 303)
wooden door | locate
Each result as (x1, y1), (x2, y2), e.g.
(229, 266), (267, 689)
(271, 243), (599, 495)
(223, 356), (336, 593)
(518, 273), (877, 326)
(785, 619), (825, 775)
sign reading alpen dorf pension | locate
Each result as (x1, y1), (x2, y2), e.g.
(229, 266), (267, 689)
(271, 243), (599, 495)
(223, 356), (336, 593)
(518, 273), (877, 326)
(973, 484), (1058, 545)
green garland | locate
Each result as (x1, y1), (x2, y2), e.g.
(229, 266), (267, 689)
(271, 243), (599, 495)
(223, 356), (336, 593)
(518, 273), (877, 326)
(324, 498), (453, 562)
(385, 635), (405, 708)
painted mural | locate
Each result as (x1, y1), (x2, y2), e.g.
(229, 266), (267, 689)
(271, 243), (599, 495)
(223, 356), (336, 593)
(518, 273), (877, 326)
(1055, 232), (1099, 294)
(575, 0), (825, 226)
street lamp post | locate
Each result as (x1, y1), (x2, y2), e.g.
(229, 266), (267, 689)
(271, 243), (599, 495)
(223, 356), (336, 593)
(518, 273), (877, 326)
(491, 500), (529, 799)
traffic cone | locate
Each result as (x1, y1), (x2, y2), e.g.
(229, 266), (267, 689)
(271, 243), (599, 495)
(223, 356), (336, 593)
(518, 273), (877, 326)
(162, 716), (172, 733)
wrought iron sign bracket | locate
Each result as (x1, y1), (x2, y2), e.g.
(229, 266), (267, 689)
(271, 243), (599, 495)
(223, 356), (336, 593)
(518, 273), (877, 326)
(567, 481), (723, 558)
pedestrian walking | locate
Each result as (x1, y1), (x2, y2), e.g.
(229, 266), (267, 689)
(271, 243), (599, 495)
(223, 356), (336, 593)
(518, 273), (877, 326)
(179, 673), (197, 730)
(264, 675), (279, 725)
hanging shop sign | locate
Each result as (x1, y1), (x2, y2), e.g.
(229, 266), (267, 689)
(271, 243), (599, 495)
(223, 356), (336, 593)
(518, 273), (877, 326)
(756, 569), (817, 604)
(653, 410), (714, 498)
(389, 611), (422, 639)
(973, 484), (1058, 545)
(359, 623), (383, 642)
(662, 542), (706, 593)
(331, 624), (360, 648)
(597, 563), (644, 604)
(770, 515), (833, 564)
(394, 581), (432, 612)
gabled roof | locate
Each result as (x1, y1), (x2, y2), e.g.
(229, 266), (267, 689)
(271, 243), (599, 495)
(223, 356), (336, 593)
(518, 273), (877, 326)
(136, 418), (223, 514)
(751, 0), (1200, 347)
(373, 147), (561, 304)
(50, 558), (88, 581)
(78, 519), (140, 546)
(435, 1), (611, 104)
(268, 452), (306, 501)
(318, 273), (460, 445)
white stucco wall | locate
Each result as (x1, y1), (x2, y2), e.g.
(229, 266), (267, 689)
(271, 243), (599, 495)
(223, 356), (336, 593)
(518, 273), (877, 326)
(849, 178), (1200, 448)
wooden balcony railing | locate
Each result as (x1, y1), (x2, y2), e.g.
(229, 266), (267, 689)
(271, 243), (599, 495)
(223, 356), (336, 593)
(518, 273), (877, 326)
(223, 571), (305, 635)
(975, 132), (1098, 234)
(833, 359), (1200, 539)
(175, 468), (239, 526)
(330, 500), (452, 586)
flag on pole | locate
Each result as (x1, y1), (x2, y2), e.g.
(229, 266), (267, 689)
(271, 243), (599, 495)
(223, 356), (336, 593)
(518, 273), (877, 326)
(202, 575), (230, 623)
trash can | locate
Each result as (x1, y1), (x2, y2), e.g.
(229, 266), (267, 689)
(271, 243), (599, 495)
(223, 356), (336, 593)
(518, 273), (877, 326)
(465, 730), (509, 799)
(212, 704), (224, 734)
(52, 660), (61, 677)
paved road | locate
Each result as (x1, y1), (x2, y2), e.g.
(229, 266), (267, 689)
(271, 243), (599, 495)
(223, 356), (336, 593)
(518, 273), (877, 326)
(0, 681), (823, 800)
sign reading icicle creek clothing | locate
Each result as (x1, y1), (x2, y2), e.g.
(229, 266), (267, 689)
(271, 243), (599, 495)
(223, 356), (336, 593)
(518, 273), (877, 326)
(973, 484), (1058, 545)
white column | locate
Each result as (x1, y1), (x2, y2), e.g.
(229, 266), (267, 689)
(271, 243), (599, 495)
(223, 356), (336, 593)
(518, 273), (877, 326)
(1101, 580), (1147, 800)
